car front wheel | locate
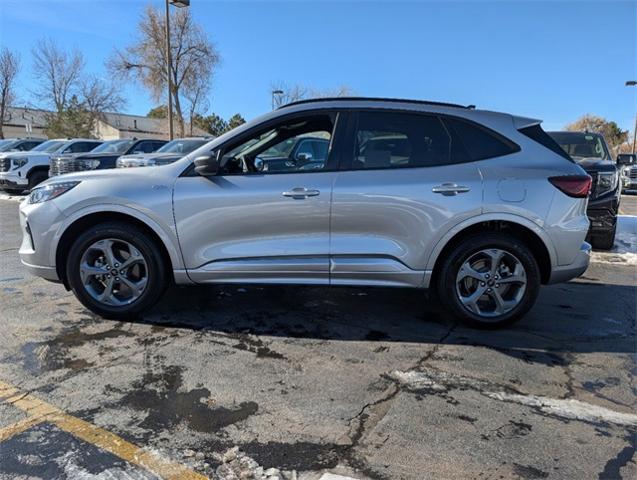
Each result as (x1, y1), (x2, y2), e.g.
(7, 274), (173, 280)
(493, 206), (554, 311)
(437, 233), (541, 329)
(66, 222), (168, 319)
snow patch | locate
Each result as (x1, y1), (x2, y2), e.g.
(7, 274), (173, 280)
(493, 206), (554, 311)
(590, 215), (637, 265)
(0, 192), (26, 202)
(485, 392), (637, 427)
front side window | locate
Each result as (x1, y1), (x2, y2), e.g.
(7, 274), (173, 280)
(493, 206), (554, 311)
(353, 112), (452, 169)
(33, 140), (67, 153)
(67, 141), (101, 153)
(219, 114), (335, 174)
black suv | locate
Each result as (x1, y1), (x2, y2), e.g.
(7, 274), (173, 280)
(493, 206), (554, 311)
(49, 138), (167, 176)
(549, 131), (621, 250)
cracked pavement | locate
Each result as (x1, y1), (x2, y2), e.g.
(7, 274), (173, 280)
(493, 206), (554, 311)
(0, 197), (636, 479)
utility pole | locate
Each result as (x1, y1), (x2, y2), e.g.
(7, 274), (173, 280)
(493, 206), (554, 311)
(165, 0), (190, 140)
(626, 80), (637, 154)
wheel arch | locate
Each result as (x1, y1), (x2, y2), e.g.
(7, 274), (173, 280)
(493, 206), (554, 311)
(428, 214), (555, 285)
(54, 206), (182, 288)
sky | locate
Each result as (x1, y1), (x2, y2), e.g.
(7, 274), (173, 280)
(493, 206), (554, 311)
(0, 0), (636, 131)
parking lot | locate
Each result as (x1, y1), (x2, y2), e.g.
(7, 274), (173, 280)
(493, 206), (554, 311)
(0, 194), (635, 479)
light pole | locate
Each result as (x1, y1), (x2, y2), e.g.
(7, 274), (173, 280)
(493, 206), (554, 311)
(627, 80), (637, 154)
(271, 89), (283, 110)
(165, 0), (190, 140)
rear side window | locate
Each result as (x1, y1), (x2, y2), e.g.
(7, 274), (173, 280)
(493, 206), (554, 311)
(353, 111), (454, 169)
(67, 141), (100, 153)
(520, 125), (573, 162)
(443, 117), (519, 161)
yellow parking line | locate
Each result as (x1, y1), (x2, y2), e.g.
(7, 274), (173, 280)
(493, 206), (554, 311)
(0, 415), (47, 442)
(0, 380), (208, 480)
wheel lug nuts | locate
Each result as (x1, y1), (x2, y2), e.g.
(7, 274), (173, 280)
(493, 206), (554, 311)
(115, 263), (119, 267)
(485, 274), (490, 279)
(120, 270), (125, 274)
(107, 275), (111, 278)
(496, 284), (500, 288)
(480, 282), (486, 286)
(116, 277), (120, 281)
(487, 288), (492, 292)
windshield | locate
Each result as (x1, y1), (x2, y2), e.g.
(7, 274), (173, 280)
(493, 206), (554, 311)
(549, 132), (611, 161)
(31, 140), (67, 153)
(0, 140), (16, 151)
(91, 139), (134, 154)
(157, 139), (208, 154)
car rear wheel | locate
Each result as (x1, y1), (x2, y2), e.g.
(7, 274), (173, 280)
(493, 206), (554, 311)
(437, 233), (541, 329)
(66, 222), (168, 319)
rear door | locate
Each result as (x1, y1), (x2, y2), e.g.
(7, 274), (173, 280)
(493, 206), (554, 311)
(330, 110), (484, 287)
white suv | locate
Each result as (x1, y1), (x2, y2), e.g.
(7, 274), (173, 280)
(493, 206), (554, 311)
(0, 138), (101, 193)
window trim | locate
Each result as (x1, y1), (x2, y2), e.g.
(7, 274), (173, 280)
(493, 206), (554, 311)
(181, 109), (347, 177)
(338, 108), (520, 172)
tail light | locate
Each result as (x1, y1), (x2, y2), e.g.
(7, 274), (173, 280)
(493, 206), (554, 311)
(548, 175), (592, 198)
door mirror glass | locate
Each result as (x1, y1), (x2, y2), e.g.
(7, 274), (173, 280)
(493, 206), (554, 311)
(617, 153), (636, 165)
(194, 152), (219, 176)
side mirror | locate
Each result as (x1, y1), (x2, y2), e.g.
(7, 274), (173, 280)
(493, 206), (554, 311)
(617, 153), (636, 165)
(194, 152), (219, 176)
(296, 152), (312, 162)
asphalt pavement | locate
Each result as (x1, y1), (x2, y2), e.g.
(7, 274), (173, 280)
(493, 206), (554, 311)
(0, 196), (635, 480)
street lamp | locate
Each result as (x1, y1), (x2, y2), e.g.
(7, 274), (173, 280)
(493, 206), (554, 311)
(626, 80), (637, 154)
(165, 0), (190, 140)
(271, 89), (283, 110)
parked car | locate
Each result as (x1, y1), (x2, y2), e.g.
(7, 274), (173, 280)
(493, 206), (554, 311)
(49, 138), (167, 176)
(116, 137), (211, 168)
(548, 131), (621, 249)
(252, 135), (330, 172)
(618, 153), (637, 192)
(19, 97), (592, 328)
(0, 138), (46, 156)
(0, 138), (101, 193)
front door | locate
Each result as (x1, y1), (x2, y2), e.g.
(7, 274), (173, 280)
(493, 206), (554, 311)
(173, 112), (341, 285)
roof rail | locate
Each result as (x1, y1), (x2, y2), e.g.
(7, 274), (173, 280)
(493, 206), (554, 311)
(277, 96), (474, 110)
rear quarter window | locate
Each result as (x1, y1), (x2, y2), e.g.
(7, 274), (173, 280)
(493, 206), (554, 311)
(443, 117), (520, 161)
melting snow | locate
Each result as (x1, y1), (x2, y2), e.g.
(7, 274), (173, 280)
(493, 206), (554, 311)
(590, 215), (637, 266)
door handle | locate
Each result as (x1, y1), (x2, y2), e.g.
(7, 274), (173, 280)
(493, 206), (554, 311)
(432, 183), (471, 196)
(282, 187), (320, 199)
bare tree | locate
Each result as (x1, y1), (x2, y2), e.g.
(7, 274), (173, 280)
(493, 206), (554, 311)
(0, 48), (20, 139)
(183, 65), (210, 135)
(109, 5), (220, 137)
(80, 74), (125, 115)
(32, 38), (84, 112)
(270, 82), (353, 109)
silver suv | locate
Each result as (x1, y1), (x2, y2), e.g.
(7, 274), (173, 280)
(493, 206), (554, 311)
(18, 98), (592, 328)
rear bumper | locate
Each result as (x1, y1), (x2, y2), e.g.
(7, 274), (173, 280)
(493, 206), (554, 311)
(547, 241), (590, 284)
(20, 260), (60, 282)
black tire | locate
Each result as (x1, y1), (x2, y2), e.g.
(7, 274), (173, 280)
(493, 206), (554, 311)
(590, 225), (616, 251)
(28, 170), (48, 190)
(66, 222), (168, 319)
(436, 233), (541, 329)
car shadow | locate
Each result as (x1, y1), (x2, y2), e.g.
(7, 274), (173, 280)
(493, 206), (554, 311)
(130, 279), (637, 365)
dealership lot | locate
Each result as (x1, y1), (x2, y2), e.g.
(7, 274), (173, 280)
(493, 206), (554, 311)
(0, 196), (635, 479)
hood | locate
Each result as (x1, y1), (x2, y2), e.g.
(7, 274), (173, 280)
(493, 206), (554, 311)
(40, 163), (171, 185)
(573, 157), (617, 172)
(3, 151), (50, 160)
(54, 152), (122, 161)
(118, 152), (178, 161)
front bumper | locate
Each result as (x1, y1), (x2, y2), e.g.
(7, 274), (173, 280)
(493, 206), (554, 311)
(0, 171), (28, 189)
(18, 200), (66, 282)
(548, 241), (591, 284)
(586, 193), (620, 234)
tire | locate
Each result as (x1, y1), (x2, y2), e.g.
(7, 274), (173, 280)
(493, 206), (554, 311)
(66, 222), (168, 319)
(436, 233), (541, 329)
(28, 170), (48, 190)
(590, 225), (616, 251)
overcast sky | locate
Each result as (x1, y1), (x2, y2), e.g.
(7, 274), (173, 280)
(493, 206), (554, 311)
(1, 0), (635, 130)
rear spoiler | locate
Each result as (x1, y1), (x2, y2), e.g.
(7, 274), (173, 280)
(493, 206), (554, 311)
(512, 116), (542, 130)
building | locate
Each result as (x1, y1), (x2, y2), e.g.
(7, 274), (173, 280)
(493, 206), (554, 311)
(1, 107), (207, 140)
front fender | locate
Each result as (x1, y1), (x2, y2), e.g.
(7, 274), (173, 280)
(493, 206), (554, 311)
(49, 203), (184, 271)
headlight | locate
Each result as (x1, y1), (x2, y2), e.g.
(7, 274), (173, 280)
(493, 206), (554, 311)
(12, 157), (28, 169)
(29, 181), (80, 204)
(595, 171), (618, 197)
(78, 159), (101, 170)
